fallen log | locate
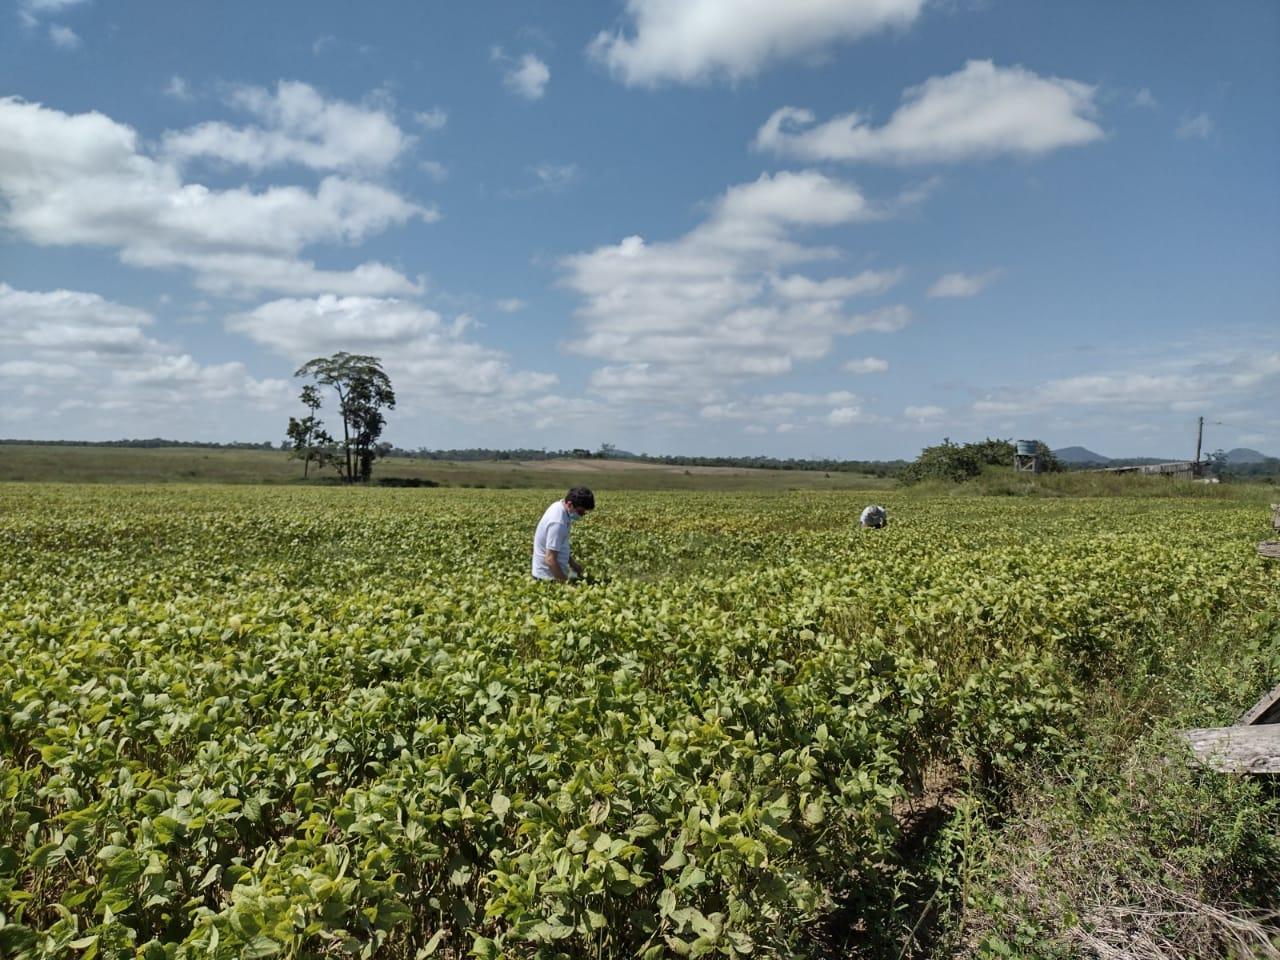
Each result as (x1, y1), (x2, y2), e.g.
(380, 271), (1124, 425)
(1182, 726), (1280, 773)
(1259, 541), (1280, 559)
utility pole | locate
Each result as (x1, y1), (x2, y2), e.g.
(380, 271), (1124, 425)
(1195, 415), (1204, 465)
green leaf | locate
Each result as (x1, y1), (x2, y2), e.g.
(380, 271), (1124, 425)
(240, 934), (282, 959)
(491, 793), (511, 823)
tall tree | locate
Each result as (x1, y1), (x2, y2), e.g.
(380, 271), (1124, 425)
(294, 353), (396, 483)
(285, 384), (328, 478)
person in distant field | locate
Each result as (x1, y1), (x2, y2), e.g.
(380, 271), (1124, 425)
(532, 487), (594, 581)
(860, 504), (888, 529)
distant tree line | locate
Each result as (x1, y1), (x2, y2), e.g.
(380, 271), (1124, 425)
(0, 438), (278, 449)
(377, 445), (910, 475)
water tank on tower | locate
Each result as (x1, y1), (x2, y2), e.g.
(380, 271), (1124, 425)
(1014, 440), (1041, 474)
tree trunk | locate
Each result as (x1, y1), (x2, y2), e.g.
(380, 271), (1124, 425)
(337, 387), (352, 483)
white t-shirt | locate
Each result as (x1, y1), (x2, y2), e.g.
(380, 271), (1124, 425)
(532, 500), (574, 579)
(860, 505), (887, 528)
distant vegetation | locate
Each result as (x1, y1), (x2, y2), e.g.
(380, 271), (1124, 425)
(901, 437), (1061, 484)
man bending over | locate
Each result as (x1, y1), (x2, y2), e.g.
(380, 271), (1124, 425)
(532, 486), (594, 581)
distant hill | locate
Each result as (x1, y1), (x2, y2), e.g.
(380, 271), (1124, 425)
(1054, 446), (1111, 464)
(1224, 447), (1273, 464)
(1055, 444), (1277, 469)
(1055, 447), (1188, 468)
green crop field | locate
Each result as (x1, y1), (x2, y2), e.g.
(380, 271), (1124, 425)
(2, 485), (1277, 959)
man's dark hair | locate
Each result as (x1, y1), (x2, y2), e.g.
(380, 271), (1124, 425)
(566, 487), (595, 510)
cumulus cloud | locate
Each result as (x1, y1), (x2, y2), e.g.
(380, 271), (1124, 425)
(0, 96), (429, 296)
(562, 170), (908, 406)
(1176, 112), (1213, 140)
(904, 404), (945, 419)
(927, 269), (1000, 298)
(755, 60), (1103, 164)
(498, 51), (551, 100)
(591, 0), (924, 87)
(844, 356), (888, 374)
(162, 81), (413, 173)
(0, 282), (291, 431)
(228, 295), (560, 414)
(49, 24), (80, 48)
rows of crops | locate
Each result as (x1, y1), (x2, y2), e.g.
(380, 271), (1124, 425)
(1, 485), (1275, 958)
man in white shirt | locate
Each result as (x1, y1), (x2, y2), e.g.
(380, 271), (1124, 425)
(532, 487), (594, 581)
(860, 504), (888, 529)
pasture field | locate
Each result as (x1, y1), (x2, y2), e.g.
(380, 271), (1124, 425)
(0, 445), (889, 492)
(1, 485), (1277, 959)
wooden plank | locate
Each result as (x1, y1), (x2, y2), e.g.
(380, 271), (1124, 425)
(1239, 680), (1280, 725)
(1182, 726), (1280, 773)
(1259, 541), (1280, 559)
(1272, 503), (1280, 531)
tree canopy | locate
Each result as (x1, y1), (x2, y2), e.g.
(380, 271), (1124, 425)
(293, 353), (396, 483)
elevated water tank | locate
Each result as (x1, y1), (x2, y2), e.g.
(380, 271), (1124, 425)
(1015, 440), (1038, 456)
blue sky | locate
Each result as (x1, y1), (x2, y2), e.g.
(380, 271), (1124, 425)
(1, 0), (1277, 459)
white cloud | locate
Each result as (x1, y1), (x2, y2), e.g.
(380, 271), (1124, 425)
(164, 76), (192, 101)
(18, 0), (86, 25)
(228, 296), (559, 414)
(501, 52), (551, 100)
(562, 171), (907, 404)
(0, 282), (291, 428)
(49, 24), (80, 48)
(848, 305), (912, 333)
(1134, 88), (1157, 108)
(0, 359), (78, 379)
(591, 0), (925, 87)
(755, 60), (1103, 164)
(1176, 112), (1213, 140)
(844, 356), (888, 374)
(771, 267), (902, 300)
(0, 96), (428, 296)
(23, 0), (89, 13)
(533, 162), (578, 188)
(927, 269), (1000, 298)
(415, 107), (448, 130)
(696, 389), (874, 430)
(826, 405), (864, 426)
(162, 81), (413, 173)
(904, 404), (945, 419)
(495, 298), (526, 313)
(970, 351), (1280, 419)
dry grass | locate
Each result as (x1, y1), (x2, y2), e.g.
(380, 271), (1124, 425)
(1067, 886), (1279, 960)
